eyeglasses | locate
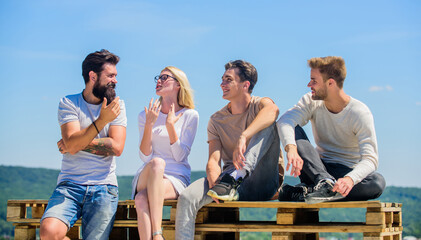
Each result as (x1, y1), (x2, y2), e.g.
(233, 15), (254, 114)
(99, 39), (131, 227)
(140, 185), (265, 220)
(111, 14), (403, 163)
(154, 74), (178, 83)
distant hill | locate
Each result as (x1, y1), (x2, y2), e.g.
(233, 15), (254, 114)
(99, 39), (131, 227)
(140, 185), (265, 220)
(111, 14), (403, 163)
(1, 165), (420, 238)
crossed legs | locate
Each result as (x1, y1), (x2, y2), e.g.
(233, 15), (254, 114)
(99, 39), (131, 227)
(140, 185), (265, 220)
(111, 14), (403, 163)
(135, 158), (178, 240)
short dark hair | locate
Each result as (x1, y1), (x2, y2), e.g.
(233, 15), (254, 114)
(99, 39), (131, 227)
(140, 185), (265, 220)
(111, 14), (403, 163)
(82, 49), (120, 84)
(225, 60), (258, 93)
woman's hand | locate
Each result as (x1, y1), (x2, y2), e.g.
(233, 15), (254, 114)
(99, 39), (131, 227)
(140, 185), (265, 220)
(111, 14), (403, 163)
(145, 98), (161, 126)
(166, 103), (183, 127)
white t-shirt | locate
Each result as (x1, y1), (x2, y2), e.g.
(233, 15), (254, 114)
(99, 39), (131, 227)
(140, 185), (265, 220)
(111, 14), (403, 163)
(277, 92), (378, 184)
(131, 108), (199, 198)
(57, 92), (127, 186)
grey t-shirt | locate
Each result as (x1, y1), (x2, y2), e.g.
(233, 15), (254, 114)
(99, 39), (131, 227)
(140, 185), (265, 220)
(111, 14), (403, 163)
(57, 92), (127, 186)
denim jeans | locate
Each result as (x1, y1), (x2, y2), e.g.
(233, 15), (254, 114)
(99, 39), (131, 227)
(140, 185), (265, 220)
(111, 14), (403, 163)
(175, 124), (280, 240)
(41, 181), (119, 240)
(294, 125), (386, 201)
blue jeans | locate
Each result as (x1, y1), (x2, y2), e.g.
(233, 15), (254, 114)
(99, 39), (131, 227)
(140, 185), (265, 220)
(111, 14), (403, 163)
(295, 125), (386, 201)
(175, 124), (280, 239)
(41, 181), (119, 240)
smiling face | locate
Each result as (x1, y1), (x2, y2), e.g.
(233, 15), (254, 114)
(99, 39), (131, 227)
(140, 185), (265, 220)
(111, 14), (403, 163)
(308, 68), (328, 100)
(155, 70), (180, 98)
(92, 63), (117, 104)
(220, 68), (248, 101)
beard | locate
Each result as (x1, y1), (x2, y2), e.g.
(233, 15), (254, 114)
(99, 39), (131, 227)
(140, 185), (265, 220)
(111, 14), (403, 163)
(92, 80), (116, 105)
(311, 86), (328, 100)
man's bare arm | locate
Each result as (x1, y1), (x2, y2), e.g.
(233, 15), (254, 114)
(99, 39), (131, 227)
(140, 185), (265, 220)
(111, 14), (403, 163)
(232, 97), (279, 169)
(206, 139), (223, 203)
(242, 97), (279, 140)
(82, 125), (126, 156)
(60, 97), (122, 155)
(206, 140), (222, 188)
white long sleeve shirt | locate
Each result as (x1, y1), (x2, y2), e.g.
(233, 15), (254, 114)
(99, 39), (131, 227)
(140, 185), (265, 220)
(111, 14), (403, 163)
(137, 108), (199, 185)
(277, 92), (378, 184)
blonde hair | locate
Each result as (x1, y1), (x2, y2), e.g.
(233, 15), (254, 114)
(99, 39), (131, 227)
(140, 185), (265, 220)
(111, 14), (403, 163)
(308, 56), (347, 89)
(161, 66), (195, 109)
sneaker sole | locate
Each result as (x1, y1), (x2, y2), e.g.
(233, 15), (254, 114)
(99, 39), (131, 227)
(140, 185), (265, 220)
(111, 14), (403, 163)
(207, 189), (239, 201)
(304, 194), (345, 204)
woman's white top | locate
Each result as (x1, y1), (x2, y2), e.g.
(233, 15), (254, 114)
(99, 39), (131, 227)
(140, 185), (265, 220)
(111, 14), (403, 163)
(131, 108), (199, 198)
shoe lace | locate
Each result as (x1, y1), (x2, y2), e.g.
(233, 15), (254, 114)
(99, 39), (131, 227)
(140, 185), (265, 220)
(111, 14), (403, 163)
(313, 180), (329, 191)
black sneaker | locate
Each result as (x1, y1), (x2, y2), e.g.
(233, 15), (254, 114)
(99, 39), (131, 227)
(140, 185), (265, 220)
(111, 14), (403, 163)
(278, 183), (312, 202)
(207, 173), (242, 201)
(304, 180), (344, 204)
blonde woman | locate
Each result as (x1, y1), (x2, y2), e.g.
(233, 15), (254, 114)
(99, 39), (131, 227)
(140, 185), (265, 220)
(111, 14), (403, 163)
(131, 66), (199, 240)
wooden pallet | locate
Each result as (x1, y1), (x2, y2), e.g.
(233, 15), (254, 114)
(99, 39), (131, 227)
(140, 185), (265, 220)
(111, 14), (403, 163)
(7, 200), (402, 240)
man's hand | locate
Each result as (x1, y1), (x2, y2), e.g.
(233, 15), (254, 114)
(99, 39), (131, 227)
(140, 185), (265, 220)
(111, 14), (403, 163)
(232, 135), (247, 170)
(285, 144), (303, 177)
(57, 139), (68, 154)
(332, 176), (354, 197)
(98, 97), (121, 124)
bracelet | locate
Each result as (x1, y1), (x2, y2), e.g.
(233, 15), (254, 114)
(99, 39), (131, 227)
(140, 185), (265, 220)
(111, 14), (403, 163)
(92, 121), (100, 134)
(152, 230), (163, 237)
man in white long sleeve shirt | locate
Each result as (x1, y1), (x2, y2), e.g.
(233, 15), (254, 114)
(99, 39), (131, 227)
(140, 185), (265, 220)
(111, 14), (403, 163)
(277, 56), (385, 204)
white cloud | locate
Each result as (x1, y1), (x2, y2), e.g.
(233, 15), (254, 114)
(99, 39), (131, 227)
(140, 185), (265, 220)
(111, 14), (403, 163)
(385, 85), (393, 91)
(416, 102), (421, 106)
(369, 85), (393, 92)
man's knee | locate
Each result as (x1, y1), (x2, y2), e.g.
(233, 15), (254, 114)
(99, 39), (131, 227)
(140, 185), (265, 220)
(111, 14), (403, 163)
(40, 218), (68, 240)
(177, 179), (207, 213)
(370, 173), (386, 199)
(178, 187), (195, 207)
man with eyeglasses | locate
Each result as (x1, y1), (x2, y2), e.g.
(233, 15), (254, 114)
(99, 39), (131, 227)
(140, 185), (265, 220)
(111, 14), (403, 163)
(175, 60), (283, 239)
(40, 49), (127, 240)
(277, 56), (385, 204)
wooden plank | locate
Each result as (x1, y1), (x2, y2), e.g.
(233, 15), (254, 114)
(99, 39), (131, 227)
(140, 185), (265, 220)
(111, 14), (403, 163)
(277, 210), (296, 225)
(366, 212), (386, 226)
(366, 207), (403, 212)
(7, 205), (26, 221)
(200, 201), (383, 209)
(8, 200), (49, 205)
(162, 229), (175, 240)
(272, 232), (293, 240)
(170, 208), (177, 223)
(14, 225), (36, 240)
(192, 222), (384, 233)
(364, 231), (402, 237)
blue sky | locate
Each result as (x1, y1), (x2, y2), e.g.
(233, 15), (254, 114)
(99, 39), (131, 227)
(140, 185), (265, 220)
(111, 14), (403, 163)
(0, 1), (420, 187)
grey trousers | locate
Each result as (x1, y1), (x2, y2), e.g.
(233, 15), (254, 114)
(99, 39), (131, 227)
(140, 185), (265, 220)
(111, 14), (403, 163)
(295, 125), (386, 201)
(175, 124), (280, 239)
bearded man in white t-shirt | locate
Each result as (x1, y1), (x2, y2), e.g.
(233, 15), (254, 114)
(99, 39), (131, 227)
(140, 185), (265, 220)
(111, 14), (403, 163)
(277, 56), (385, 204)
(40, 49), (127, 239)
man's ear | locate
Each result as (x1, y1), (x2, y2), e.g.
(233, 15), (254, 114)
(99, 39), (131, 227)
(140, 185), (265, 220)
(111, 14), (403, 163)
(243, 81), (250, 91)
(89, 71), (97, 83)
(328, 78), (336, 87)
